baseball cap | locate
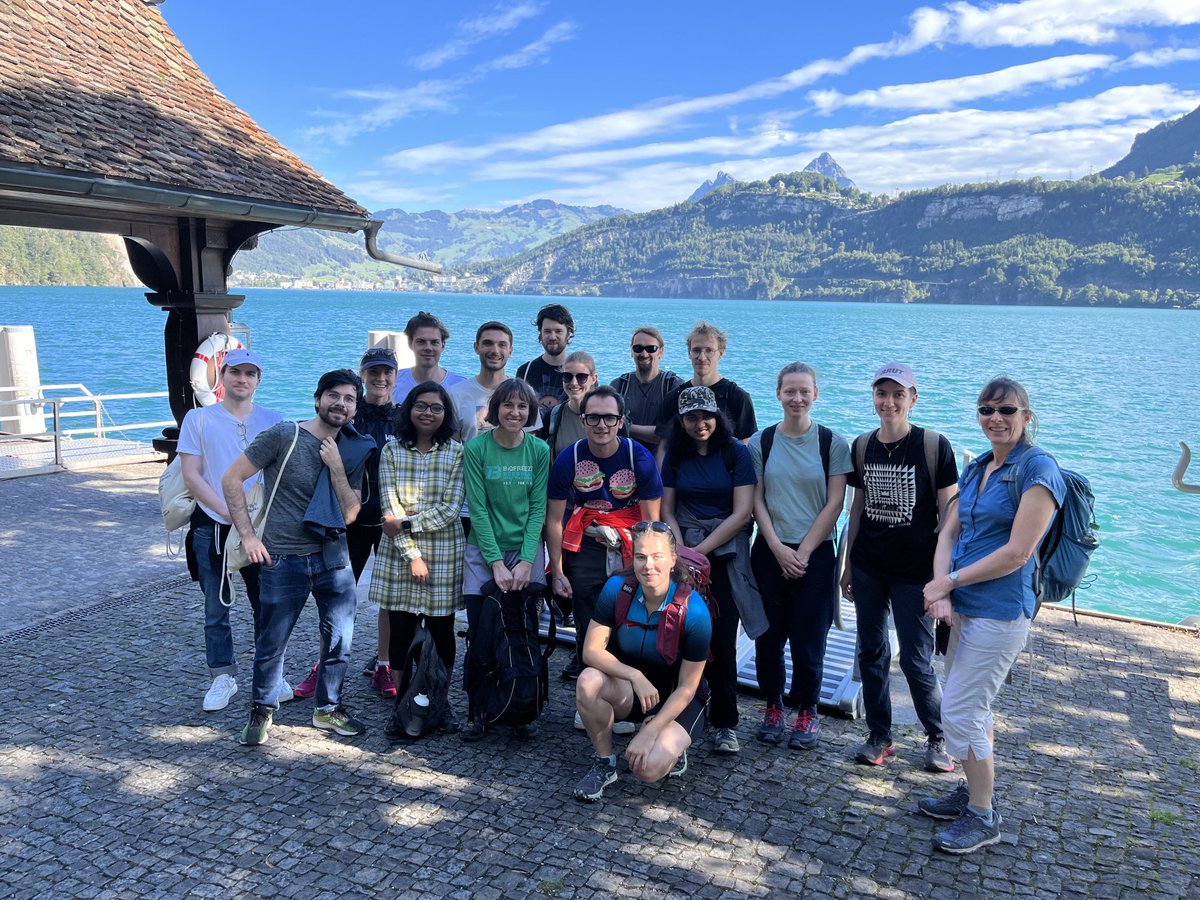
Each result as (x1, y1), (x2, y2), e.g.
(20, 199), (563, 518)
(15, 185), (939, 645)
(223, 348), (263, 373)
(360, 347), (399, 370)
(872, 362), (916, 390)
(678, 385), (720, 415)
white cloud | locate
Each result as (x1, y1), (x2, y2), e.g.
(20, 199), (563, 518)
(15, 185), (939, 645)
(1119, 46), (1200, 68)
(478, 21), (576, 73)
(412, 2), (545, 70)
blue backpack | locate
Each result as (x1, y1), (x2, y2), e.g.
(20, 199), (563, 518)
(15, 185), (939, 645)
(972, 447), (1099, 619)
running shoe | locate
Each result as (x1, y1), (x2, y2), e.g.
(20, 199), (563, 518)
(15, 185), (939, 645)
(238, 704), (272, 746)
(855, 735), (897, 766)
(293, 664), (319, 699)
(460, 719), (486, 742)
(203, 674), (237, 712)
(924, 736), (956, 773)
(372, 665), (397, 699)
(667, 750), (688, 778)
(714, 728), (740, 755)
(362, 655), (377, 677)
(933, 807), (1003, 855)
(756, 704), (786, 744)
(788, 707), (820, 750)
(312, 704), (367, 737)
(275, 679), (294, 705)
(513, 722), (538, 740)
(918, 780), (971, 820)
(573, 756), (618, 802)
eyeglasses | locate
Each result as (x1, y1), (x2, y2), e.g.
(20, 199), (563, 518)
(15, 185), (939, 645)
(562, 372), (592, 384)
(582, 413), (621, 427)
(413, 401), (445, 414)
(631, 344), (660, 354)
(977, 405), (1022, 417)
(235, 422), (248, 449)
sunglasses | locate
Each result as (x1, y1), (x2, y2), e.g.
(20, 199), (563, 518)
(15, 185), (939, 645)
(631, 344), (660, 354)
(977, 405), (1022, 417)
(562, 372), (592, 384)
(413, 401), (445, 414)
(631, 520), (677, 547)
(582, 413), (621, 427)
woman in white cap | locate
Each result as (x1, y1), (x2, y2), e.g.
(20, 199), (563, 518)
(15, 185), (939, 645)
(660, 385), (762, 756)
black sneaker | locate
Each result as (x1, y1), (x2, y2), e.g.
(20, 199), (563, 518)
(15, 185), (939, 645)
(384, 708), (410, 741)
(561, 658), (582, 681)
(918, 779), (971, 820)
(460, 719), (486, 742)
(757, 704), (786, 744)
(573, 756), (618, 802)
(239, 703), (273, 746)
(438, 706), (462, 735)
(933, 806), (1003, 854)
(513, 722), (538, 740)
(361, 655), (377, 677)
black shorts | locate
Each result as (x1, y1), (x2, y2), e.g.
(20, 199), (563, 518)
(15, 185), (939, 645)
(624, 682), (708, 741)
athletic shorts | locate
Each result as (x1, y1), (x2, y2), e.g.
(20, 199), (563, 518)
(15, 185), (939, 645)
(624, 682), (708, 741)
(462, 543), (547, 596)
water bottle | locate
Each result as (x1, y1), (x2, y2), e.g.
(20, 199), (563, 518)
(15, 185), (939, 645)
(406, 693), (430, 737)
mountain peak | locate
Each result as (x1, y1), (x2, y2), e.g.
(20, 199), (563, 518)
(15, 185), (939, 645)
(802, 153), (856, 190)
(689, 171), (738, 203)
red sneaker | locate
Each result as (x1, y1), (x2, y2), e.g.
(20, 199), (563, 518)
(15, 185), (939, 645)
(293, 663), (319, 699)
(372, 665), (397, 699)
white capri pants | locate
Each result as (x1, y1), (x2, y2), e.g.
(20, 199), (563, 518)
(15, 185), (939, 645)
(941, 612), (1031, 762)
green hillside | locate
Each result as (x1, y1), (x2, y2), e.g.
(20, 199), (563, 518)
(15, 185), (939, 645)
(476, 171), (1200, 308)
(0, 226), (135, 287)
(1101, 104), (1200, 179)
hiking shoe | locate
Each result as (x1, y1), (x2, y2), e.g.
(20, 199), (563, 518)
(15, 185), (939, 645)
(312, 705), (367, 737)
(573, 756), (618, 802)
(513, 722), (538, 740)
(203, 674), (237, 712)
(275, 679), (294, 705)
(667, 750), (688, 779)
(918, 780), (971, 820)
(362, 655), (377, 676)
(293, 664), (319, 699)
(714, 728), (740, 755)
(855, 735), (897, 766)
(239, 704), (272, 746)
(924, 736), (956, 773)
(757, 704), (786, 744)
(372, 665), (397, 699)
(788, 708), (820, 750)
(933, 807), (1003, 855)
(460, 719), (486, 742)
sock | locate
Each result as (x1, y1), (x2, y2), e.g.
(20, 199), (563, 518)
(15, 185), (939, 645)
(967, 803), (994, 824)
(602, 754), (617, 767)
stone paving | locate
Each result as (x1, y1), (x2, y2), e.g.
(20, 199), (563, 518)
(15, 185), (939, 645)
(1, 465), (1198, 898)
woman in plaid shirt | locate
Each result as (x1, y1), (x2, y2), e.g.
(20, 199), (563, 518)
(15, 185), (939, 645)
(369, 381), (466, 736)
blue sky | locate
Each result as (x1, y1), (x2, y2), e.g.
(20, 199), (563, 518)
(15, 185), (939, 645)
(162, 1), (1200, 213)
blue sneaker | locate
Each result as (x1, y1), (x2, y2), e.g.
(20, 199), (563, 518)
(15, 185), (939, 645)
(788, 707), (820, 750)
(933, 807), (1003, 855)
(918, 779), (970, 820)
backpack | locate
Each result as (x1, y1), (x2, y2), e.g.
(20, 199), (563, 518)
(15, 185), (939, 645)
(463, 581), (555, 727)
(392, 622), (451, 739)
(615, 547), (713, 666)
(966, 447), (1099, 619)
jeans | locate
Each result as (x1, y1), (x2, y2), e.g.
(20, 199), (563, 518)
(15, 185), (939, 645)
(253, 540), (357, 709)
(751, 538), (836, 709)
(563, 539), (610, 667)
(193, 520), (260, 677)
(707, 558), (742, 729)
(851, 563), (943, 742)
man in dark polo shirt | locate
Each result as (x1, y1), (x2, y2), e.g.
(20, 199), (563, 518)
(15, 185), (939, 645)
(610, 325), (682, 453)
(656, 321), (757, 451)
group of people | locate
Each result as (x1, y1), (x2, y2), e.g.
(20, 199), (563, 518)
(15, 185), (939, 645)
(178, 302), (1064, 856)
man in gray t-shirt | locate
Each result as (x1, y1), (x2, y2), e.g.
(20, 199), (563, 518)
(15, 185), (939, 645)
(223, 369), (373, 747)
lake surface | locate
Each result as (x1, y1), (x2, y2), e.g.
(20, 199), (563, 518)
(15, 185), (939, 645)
(2, 285), (1198, 625)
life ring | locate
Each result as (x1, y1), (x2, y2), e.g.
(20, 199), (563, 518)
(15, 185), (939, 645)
(190, 333), (243, 406)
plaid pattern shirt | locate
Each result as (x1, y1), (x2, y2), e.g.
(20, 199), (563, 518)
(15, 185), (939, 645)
(368, 438), (466, 616)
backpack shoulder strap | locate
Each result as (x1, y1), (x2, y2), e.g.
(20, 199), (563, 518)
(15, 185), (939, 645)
(614, 372), (630, 396)
(921, 427), (940, 500)
(547, 403), (564, 448)
(853, 429), (875, 478)
(760, 423), (778, 476)
(615, 578), (639, 627)
(817, 423), (832, 482)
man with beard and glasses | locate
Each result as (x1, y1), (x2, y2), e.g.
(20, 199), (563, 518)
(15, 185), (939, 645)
(516, 303), (573, 421)
(391, 310), (465, 404)
(610, 326), (682, 453)
(223, 370), (375, 746)
(178, 348), (283, 712)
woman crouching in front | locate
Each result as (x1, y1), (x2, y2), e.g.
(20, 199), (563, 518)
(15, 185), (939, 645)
(571, 522), (711, 803)
(920, 377), (1064, 854)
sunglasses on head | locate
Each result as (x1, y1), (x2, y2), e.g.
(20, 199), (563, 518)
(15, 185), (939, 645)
(631, 521), (675, 543)
(978, 405), (1022, 417)
(631, 343), (660, 354)
(562, 372), (592, 384)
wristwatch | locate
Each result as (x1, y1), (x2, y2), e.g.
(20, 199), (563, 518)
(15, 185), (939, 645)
(400, 518), (412, 533)
(947, 570), (960, 586)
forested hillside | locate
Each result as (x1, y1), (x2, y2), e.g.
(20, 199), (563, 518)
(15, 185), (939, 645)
(0, 227), (135, 287)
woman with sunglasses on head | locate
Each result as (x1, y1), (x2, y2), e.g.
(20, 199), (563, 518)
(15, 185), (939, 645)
(572, 521), (711, 802)
(918, 377), (1064, 855)
(660, 386), (764, 756)
(459, 379), (550, 741)
(750, 362), (852, 752)
(368, 381), (466, 739)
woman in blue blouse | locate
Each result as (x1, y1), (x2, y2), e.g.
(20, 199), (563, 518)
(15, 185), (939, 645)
(921, 377), (1065, 855)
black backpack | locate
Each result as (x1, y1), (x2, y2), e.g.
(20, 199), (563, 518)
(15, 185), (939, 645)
(392, 622), (452, 739)
(463, 581), (556, 727)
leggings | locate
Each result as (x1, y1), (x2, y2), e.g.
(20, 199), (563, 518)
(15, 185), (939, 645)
(387, 610), (457, 695)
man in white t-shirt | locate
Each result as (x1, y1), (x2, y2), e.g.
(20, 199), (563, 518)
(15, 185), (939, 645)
(177, 348), (283, 712)
(391, 310), (466, 403)
(448, 320), (514, 444)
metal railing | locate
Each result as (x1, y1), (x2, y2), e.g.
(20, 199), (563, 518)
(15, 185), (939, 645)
(0, 384), (173, 469)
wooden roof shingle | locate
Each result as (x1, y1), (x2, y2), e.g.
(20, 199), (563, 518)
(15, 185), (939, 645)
(0, 0), (369, 219)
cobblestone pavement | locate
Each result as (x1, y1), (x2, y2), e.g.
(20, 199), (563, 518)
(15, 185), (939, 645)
(1, 469), (1198, 897)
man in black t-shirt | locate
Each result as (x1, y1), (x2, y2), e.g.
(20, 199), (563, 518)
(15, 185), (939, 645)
(655, 320), (756, 448)
(841, 362), (959, 773)
(516, 303), (573, 416)
(610, 325), (683, 452)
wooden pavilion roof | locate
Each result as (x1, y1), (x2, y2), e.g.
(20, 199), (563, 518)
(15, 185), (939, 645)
(0, 0), (369, 221)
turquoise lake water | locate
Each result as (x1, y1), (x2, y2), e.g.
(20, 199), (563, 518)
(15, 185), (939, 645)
(2, 285), (1198, 625)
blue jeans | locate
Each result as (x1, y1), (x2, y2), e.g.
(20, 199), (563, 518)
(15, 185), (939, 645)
(851, 563), (943, 742)
(193, 520), (261, 677)
(253, 541), (357, 709)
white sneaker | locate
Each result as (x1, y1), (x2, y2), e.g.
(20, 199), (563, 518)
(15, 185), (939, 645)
(276, 679), (294, 704)
(574, 711), (585, 731)
(203, 674), (237, 711)
(575, 711), (636, 734)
